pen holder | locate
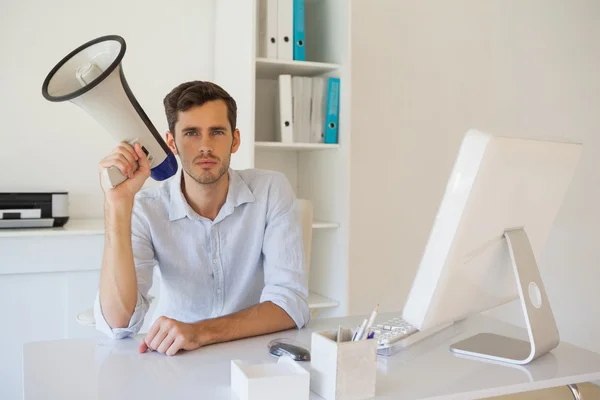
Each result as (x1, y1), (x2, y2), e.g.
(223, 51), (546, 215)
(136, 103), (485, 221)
(309, 328), (377, 400)
(231, 355), (310, 400)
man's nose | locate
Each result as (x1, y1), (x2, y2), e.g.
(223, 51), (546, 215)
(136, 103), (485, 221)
(198, 136), (214, 153)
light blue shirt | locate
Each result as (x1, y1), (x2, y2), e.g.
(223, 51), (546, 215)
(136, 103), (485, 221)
(94, 167), (310, 339)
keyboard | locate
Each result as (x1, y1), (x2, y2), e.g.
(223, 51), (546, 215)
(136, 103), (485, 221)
(368, 317), (419, 348)
(367, 316), (455, 356)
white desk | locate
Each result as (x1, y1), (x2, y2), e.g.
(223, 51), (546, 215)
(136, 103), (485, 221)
(23, 313), (600, 399)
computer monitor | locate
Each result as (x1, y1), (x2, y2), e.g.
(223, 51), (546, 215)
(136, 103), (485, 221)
(401, 129), (582, 365)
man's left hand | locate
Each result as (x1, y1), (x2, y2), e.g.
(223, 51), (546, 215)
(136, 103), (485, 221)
(139, 316), (203, 356)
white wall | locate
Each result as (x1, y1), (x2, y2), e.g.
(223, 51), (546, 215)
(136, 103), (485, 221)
(349, 0), (600, 355)
(0, 1), (215, 398)
(213, 0), (256, 171)
(0, 0), (215, 218)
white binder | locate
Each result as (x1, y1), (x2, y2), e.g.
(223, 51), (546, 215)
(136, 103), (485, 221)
(302, 76), (313, 143)
(310, 77), (325, 143)
(292, 76), (304, 142)
(277, 0), (293, 60)
(257, 0), (278, 59)
(277, 74), (294, 143)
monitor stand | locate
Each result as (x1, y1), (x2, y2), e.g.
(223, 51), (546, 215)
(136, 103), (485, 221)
(449, 228), (560, 365)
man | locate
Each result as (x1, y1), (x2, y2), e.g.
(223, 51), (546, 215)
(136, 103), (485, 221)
(93, 80), (309, 356)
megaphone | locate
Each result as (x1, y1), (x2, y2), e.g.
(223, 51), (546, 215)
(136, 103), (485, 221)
(41, 35), (178, 188)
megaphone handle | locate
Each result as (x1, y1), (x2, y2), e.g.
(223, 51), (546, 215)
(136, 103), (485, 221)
(103, 166), (130, 189)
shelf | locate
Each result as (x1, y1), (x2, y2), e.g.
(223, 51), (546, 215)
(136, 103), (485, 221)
(255, 141), (340, 151)
(308, 292), (339, 309)
(312, 221), (339, 229)
(255, 57), (340, 79)
(0, 218), (104, 238)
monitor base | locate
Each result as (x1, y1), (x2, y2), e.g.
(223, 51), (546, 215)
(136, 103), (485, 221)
(450, 228), (560, 365)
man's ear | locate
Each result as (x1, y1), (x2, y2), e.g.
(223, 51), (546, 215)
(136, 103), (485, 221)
(166, 131), (178, 154)
(231, 129), (241, 154)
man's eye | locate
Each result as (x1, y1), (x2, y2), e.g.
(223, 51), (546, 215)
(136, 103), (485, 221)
(213, 131), (224, 135)
(184, 131), (197, 136)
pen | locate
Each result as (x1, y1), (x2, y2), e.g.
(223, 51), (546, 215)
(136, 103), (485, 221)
(353, 318), (368, 341)
(359, 304), (379, 340)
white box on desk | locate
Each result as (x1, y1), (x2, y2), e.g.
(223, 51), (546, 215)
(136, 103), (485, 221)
(231, 355), (310, 400)
(310, 328), (378, 400)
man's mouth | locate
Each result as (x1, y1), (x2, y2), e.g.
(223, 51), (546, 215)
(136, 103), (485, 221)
(196, 159), (217, 167)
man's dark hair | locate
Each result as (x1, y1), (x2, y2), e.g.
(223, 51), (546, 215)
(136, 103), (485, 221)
(163, 80), (237, 134)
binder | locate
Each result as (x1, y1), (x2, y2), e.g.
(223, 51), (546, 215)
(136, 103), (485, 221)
(293, 0), (306, 61)
(301, 77), (312, 142)
(292, 76), (304, 142)
(310, 77), (325, 143)
(277, 75), (294, 143)
(277, 0), (293, 60)
(258, 0), (278, 59)
(323, 77), (340, 144)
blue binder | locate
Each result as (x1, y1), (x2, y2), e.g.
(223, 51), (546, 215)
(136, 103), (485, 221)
(293, 0), (306, 61)
(324, 77), (340, 144)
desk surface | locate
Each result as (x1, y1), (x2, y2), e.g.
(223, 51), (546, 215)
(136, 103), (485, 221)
(23, 313), (600, 400)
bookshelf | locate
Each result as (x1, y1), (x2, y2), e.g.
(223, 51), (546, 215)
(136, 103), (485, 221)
(255, 58), (340, 79)
(312, 221), (339, 229)
(307, 292), (339, 309)
(214, 0), (350, 318)
(254, 141), (340, 151)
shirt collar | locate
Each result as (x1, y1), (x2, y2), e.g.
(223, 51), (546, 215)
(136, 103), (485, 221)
(168, 167), (255, 222)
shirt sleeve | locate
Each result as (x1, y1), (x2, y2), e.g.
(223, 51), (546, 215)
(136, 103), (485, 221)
(260, 173), (311, 329)
(93, 201), (157, 339)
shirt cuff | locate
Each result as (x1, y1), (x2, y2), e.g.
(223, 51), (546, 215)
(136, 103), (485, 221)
(93, 291), (150, 339)
(260, 286), (310, 329)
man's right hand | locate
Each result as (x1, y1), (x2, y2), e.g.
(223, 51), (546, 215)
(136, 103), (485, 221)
(99, 142), (151, 202)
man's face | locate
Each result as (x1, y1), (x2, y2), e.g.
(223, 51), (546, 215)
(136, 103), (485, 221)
(166, 100), (240, 185)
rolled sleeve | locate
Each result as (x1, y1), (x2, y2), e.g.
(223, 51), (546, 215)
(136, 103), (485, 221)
(260, 174), (310, 329)
(93, 290), (151, 339)
(93, 200), (157, 339)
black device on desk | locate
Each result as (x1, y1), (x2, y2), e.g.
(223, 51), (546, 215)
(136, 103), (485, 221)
(268, 338), (311, 361)
(0, 192), (69, 229)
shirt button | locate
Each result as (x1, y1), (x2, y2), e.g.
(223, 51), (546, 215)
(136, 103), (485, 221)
(213, 259), (218, 263)
(217, 289), (222, 294)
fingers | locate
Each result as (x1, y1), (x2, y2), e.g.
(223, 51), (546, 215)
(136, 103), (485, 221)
(98, 142), (152, 187)
(99, 141), (140, 179)
(138, 341), (149, 353)
(134, 143), (151, 170)
(140, 317), (194, 356)
(166, 337), (184, 356)
(150, 325), (170, 351)
(143, 317), (163, 351)
(146, 321), (171, 350)
(100, 153), (137, 179)
(116, 141), (138, 164)
(156, 332), (176, 355)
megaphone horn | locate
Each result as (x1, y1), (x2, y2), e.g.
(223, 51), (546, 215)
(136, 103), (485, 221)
(41, 34), (178, 188)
